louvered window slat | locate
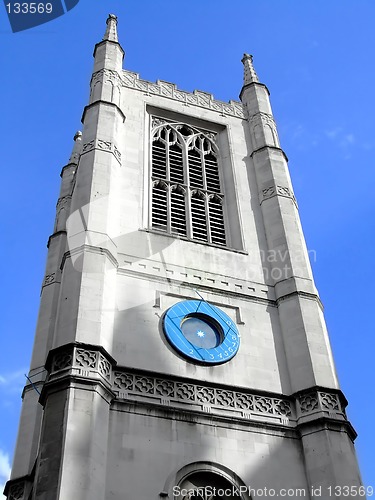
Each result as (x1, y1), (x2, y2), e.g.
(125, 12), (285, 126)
(152, 141), (167, 180)
(171, 190), (187, 236)
(209, 197), (226, 245)
(151, 123), (226, 246)
(152, 184), (167, 231)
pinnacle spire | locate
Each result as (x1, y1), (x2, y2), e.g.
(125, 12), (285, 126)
(103, 14), (118, 43)
(69, 131), (82, 164)
(241, 53), (259, 85)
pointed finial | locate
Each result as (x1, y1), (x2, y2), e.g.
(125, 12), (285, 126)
(69, 131), (82, 164)
(241, 53), (259, 85)
(103, 14), (118, 42)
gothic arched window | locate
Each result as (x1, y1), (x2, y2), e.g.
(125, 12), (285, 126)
(151, 121), (226, 246)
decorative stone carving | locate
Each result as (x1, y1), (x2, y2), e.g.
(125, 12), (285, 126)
(56, 195), (71, 211)
(43, 273), (56, 286)
(76, 349), (97, 368)
(274, 400), (293, 416)
(98, 354), (111, 380)
(121, 70), (245, 119)
(260, 183), (297, 207)
(249, 112), (280, 149)
(91, 68), (121, 87)
(254, 396), (273, 413)
(299, 393), (319, 413)
(46, 348), (346, 427)
(196, 386), (215, 404)
(156, 379), (174, 397)
(82, 140), (95, 153)
(175, 383), (195, 401)
(113, 372), (133, 390)
(134, 376), (153, 393)
(8, 483), (24, 500)
(54, 194), (72, 232)
(216, 389), (235, 407)
(113, 144), (121, 162)
(48, 345), (112, 386)
(52, 352), (73, 371)
(151, 117), (167, 128)
(320, 392), (340, 411)
(296, 389), (345, 420)
(113, 370), (294, 424)
(81, 138), (122, 164)
(90, 69), (122, 106)
(236, 392), (254, 410)
(97, 139), (111, 151)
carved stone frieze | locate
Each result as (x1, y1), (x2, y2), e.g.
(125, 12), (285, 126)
(113, 370), (294, 425)
(45, 345), (348, 429)
(260, 183), (297, 207)
(121, 70), (245, 119)
(81, 138), (121, 164)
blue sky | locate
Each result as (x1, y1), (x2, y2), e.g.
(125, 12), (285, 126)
(1, 0), (374, 494)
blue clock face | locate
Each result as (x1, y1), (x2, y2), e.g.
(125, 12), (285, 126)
(163, 300), (240, 364)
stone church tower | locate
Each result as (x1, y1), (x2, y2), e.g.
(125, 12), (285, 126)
(5, 15), (363, 500)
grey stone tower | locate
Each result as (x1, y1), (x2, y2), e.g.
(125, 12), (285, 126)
(5, 15), (363, 500)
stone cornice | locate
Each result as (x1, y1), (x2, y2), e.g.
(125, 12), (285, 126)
(81, 99), (126, 124)
(47, 230), (67, 248)
(297, 416), (357, 442)
(250, 144), (289, 163)
(93, 39), (125, 58)
(61, 244), (118, 271)
(60, 162), (77, 178)
(239, 81), (270, 100)
(276, 290), (324, 310)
